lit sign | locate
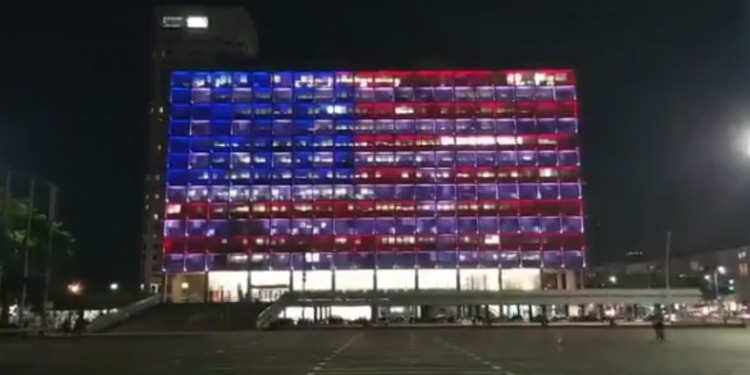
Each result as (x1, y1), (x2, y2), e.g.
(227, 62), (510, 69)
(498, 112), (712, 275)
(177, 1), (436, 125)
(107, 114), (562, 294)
(186, 16), (209, 29)
(161, 15), (209, 29)
(162, 16), (184, 28)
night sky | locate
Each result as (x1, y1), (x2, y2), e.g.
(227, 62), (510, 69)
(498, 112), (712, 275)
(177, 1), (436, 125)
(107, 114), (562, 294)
(1, 1), (748, 289)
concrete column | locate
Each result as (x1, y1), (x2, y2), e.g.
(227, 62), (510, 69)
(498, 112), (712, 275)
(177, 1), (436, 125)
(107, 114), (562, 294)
(565, 270), (577, 290)
(204, 272), (210, 302)
(456, 267), (462, 291)
(331, 267), (336, 292)
(289, 268), (295, 291)
(247, 269), (253, 301)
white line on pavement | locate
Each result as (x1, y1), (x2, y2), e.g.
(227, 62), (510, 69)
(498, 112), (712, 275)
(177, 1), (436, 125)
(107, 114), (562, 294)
(435, 339), (515, 375)
(306, 333), (362, 375)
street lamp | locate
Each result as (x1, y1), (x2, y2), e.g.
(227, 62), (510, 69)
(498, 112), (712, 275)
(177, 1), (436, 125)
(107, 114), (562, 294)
(707, 266), (727, 300)
(109, 283), (119, 292)
(608, 275), (617, 285)
(67, 282), (83, 296)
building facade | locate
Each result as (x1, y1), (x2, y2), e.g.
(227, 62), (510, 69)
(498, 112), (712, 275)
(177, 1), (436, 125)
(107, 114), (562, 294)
(161, 69), (585, 313)
(141, 6), (258, 293)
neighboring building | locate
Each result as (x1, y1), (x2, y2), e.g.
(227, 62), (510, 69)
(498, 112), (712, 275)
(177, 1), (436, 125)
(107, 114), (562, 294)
(161, 69), (584, 319)
(590, 245), (750, 302)
(141, 6), (259, 294)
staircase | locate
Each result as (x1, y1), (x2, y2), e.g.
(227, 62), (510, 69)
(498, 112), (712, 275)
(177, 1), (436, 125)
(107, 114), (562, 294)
(93, 301), (269, 333)
(88, 295), (160, 333)
(256, 292), (297, 329)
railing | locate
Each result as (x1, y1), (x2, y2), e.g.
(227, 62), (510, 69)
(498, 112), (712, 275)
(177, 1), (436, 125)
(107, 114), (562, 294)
(255, 292), (296, 329)
(267, 288), (703, 308)
(87, 294), (161, 333)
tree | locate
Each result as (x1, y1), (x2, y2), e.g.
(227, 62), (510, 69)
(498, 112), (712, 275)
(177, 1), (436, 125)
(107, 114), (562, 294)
(0, 191), (73, 326)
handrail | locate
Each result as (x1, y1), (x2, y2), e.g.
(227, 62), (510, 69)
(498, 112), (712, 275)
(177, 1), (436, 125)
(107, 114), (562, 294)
(256, 292), (296, 329)
(270, 288), (703, 307)
(87, 295), (161, 333)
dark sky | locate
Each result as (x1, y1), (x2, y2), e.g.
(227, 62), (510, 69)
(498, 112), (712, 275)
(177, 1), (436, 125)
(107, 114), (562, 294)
(1, 1), (749, 288)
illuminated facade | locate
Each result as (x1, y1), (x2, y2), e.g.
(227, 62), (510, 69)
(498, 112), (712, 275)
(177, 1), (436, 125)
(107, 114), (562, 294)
(163, 70), (584, 309)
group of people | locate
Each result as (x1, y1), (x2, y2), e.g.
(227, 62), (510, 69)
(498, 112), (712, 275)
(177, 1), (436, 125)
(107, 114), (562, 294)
(60, 314), (88, 335)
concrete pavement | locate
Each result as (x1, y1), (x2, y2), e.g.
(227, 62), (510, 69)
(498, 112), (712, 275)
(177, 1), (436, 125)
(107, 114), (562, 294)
(2, 328), (750, 374)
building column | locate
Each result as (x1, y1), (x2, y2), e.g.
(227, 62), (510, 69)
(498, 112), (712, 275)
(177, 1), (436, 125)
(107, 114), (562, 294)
(204, 272), (210, 302)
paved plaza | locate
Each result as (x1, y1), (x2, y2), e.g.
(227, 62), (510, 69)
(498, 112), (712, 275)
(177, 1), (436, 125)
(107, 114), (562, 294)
(2, 328), (750, 374)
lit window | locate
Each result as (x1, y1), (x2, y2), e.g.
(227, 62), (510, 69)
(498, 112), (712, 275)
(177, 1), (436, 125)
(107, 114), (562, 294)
(304, 253), (321, 263)
(395, 106), (414, 115)
(539, 169), (557, 178)
(324, 105), (348, 115)
(166, 204), (181, 215)
(484, 235), (500, 245)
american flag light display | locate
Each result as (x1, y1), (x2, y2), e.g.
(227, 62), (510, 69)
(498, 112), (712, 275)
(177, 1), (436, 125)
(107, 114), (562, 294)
(163, 70), (584, 283)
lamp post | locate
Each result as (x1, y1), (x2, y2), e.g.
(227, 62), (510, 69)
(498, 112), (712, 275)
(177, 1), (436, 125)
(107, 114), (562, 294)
(714, 266), (726, 300)
(41, 185), (58, 331)
(705, 266), (726, 300)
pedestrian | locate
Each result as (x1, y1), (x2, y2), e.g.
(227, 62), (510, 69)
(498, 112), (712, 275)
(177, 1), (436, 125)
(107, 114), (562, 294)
(652, 314), (666, 342)
(62, 318), (71, 336)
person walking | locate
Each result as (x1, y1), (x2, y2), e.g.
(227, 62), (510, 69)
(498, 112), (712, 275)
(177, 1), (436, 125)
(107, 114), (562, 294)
(652, 314), (666, 342)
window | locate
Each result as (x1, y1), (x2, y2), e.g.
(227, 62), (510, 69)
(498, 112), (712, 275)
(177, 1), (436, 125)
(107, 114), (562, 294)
(499, 217), (519, 232)
(436, 185), (454, 200)
(516, 119), (535, 134)
(555, 86), (576, 101)
(453, 119), (471, 134)
(375, 120), (394, 134)
(434, 87), (453, 102)
(476, 87), (494, 101)
(355, 88), (374, 101)
(559, 150), (579, 166)
(477, 184), (496, 199)
(415, 88), (433, 101)
(518, 151), (536, 166)
(395, 87), (414, 102)
(414, 185), (435, 200)
(374, 88), (394, 102)
(456, 151), (475, 166)
(498, 184), (518, 199)
(415, 119), (433, 133)
(455, 87), (475, 101)
(434, 119), (453, 134)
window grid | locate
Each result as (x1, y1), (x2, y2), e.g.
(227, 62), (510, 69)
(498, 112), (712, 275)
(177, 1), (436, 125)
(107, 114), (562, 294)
(165, 70), (584, 271)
